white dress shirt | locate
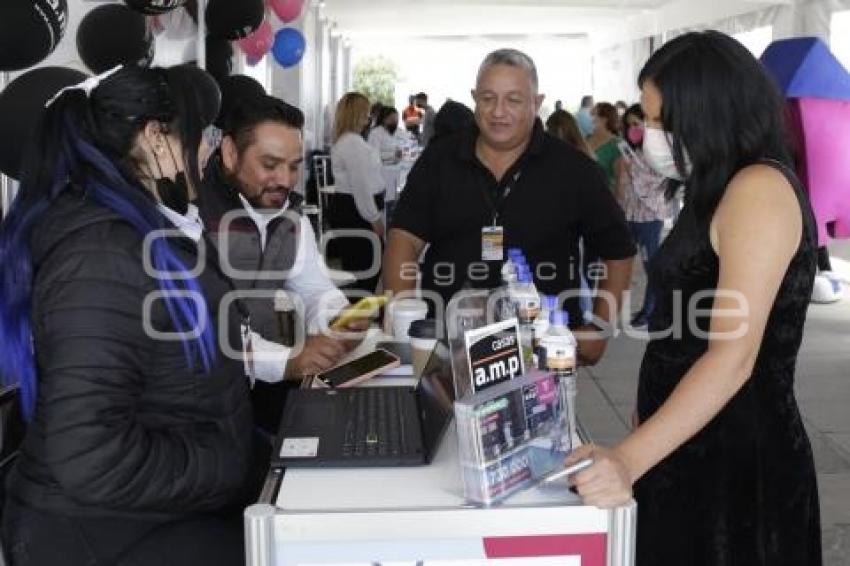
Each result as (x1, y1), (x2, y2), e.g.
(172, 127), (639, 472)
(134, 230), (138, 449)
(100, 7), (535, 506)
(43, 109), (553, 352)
(159, 199), (349, 384)
(367, 126), (409, 164)
(330, 132), (386, 223)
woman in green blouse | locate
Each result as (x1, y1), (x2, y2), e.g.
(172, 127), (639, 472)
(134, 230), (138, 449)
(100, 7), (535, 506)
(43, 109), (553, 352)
(587, 102), (622, 191)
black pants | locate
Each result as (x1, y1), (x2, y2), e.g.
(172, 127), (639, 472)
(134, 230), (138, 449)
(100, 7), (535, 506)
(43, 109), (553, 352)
(251, 380), (298, 437)
(817, 246), (832, 272)
(326, 192), (385, 294)
(2, 499), (243, 566)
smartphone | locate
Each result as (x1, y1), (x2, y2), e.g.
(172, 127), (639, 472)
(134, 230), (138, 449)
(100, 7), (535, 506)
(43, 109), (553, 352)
(314, 349), (400, 388)
(330, 296), (388, 331)
(375, 341), (412, 365)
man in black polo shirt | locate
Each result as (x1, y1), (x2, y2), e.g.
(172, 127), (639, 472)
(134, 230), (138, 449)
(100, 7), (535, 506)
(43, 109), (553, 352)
(384, 48), (635, 365)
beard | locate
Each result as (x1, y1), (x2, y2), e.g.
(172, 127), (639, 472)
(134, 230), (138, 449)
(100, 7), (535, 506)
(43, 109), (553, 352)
(225, 170), (290, 211)
(386, 123), (398, 134)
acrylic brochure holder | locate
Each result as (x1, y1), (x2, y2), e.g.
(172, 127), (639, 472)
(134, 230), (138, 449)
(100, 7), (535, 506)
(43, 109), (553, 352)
(455, 370), (571, 506)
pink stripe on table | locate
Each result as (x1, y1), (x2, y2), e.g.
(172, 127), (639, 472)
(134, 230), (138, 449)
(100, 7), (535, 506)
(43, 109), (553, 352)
(483, 533), (607, 565)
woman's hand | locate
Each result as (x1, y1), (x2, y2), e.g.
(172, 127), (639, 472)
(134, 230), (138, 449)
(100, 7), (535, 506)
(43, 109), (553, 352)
(564, 443), (634, 509)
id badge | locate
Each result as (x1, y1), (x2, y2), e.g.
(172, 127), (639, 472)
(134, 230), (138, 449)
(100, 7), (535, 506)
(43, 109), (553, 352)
(241, 322), (255, 387)
(481, 226), (505, 262)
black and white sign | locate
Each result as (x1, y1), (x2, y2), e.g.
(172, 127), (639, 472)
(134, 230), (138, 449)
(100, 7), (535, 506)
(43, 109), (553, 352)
(464, 319), (525, 394)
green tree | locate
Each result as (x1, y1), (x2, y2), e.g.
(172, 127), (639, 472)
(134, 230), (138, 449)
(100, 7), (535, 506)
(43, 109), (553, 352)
(353, 56), (400, 107)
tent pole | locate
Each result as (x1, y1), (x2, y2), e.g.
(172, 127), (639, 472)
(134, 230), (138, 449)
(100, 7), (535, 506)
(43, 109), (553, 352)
(197, 0), (206, 70)
(1, 71), (14, 218)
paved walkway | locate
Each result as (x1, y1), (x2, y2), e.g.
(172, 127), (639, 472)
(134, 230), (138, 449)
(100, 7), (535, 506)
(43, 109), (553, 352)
(577, 241), (850, 566)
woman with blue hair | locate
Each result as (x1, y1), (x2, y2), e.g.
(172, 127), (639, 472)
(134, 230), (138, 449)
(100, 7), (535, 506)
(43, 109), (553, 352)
(0, 64), (260, 565)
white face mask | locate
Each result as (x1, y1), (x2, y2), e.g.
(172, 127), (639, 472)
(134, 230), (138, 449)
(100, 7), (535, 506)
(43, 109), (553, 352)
(642, 127), (691, 181)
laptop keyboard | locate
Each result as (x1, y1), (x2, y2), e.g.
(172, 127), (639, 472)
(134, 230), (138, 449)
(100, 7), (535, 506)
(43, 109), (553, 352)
(341, 388), (411, 458)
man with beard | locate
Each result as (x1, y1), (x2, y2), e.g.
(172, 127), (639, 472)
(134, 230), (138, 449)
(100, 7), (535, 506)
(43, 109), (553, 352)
(198, 95), (365, 431)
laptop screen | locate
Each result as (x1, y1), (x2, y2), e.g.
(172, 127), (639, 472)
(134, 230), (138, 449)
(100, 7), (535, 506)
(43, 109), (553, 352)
(416, 340), (456, 458)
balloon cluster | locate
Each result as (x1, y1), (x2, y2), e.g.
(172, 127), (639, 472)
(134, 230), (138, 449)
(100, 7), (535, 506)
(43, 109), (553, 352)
(0, 0), (310, 76)
(0, 0), (312, 178)
(239, 0), (308, 69)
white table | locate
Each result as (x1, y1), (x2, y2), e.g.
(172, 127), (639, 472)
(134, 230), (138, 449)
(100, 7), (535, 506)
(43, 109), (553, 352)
(244, 332), (636, 566)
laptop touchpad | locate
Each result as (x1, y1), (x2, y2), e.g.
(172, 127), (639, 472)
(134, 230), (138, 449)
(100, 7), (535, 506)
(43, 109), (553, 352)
(286, 392), (340, 432)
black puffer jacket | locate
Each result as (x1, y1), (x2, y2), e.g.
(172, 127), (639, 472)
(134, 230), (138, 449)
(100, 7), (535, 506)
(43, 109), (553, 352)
(6, 186), (258, 520)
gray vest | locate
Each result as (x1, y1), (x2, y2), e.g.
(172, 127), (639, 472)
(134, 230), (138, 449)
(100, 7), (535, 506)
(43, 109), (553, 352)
(213, 202), (303, 346)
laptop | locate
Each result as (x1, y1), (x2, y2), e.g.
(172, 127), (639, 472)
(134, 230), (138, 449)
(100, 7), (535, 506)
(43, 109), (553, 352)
(273, 340), (455, 468)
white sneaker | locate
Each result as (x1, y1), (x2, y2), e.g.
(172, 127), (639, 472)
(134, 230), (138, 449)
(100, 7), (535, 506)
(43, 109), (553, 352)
(811, 274), (842, 303)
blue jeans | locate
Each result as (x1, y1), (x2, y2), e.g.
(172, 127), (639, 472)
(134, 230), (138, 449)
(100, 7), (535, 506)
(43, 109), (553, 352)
(628, 220), (663, 317)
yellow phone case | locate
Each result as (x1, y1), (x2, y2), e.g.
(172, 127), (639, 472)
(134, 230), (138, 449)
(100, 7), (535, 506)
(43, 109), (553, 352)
(330, 295), (388, 330)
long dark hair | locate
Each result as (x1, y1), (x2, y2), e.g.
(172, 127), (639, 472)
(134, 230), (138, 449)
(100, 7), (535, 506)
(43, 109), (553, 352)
(638, 30), (792, 221)
(622, 104), (645, 150)
(546, 109), (592, 157)
(0, 65), (219, 419)
(375, 105), (398, 130)
(593, 102), (620, 135)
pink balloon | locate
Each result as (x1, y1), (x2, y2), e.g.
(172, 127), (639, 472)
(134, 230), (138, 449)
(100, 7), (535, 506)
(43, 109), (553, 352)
(269, 0), (305, 24)
(237, 19), (273, 64)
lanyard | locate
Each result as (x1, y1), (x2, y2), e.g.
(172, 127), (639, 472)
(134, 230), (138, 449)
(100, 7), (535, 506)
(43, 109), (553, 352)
(480, 168), (524, 226)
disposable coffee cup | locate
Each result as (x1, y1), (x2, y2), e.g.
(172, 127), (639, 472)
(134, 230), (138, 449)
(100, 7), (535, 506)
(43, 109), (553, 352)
(408, 319), (438, 378)
(388, 298), (429, 342)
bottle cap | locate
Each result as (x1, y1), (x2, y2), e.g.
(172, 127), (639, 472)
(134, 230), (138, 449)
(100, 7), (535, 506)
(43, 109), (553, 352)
(550, 309), (570, 327)
(517, 267), (533, 283)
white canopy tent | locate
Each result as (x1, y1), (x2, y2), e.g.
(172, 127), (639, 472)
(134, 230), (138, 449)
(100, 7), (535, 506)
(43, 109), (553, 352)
(4, 0), (850, 212)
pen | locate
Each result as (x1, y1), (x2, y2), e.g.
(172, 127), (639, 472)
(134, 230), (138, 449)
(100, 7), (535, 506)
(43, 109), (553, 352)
(542, 458), (594, 484)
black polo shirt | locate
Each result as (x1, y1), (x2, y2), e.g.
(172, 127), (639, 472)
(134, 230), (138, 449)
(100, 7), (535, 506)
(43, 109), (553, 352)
(391, 119), (635, 325)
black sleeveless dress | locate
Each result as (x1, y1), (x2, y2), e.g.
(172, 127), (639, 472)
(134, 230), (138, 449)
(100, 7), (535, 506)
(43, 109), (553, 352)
(634, 161), (822, 566)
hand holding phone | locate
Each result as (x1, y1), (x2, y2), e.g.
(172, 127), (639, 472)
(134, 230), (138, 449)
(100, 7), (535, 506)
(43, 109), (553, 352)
(330, 296), (388, 331)
(313, 348), (400, 388)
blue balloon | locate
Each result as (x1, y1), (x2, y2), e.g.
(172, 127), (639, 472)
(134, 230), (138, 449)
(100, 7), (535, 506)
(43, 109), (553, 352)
(272, 27), (306, 68)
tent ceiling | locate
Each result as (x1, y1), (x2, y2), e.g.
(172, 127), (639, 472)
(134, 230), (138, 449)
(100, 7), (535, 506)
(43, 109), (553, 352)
(322, 0), (789, 42)
(323, 0), (671, 39)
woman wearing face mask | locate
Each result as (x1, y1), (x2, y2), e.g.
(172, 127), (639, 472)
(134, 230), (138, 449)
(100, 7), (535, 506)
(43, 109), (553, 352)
(614, 104), (668, 327)
(328, 92), (387, 293)
(367, 106), (409, 165)
(0, 65), (263, 565)
(564, 31), (822, 566)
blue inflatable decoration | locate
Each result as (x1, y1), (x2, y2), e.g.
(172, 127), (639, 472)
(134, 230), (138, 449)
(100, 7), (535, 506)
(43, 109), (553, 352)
(760, 37), (850, 101)
(272, 27), (306, 69)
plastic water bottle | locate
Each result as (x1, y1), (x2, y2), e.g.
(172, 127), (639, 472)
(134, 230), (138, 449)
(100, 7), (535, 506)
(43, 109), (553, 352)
(540, 310), (578, 451)
(513, 266), (540, 322)
(532, 294), (557, 368)
(513, 266), (540, 369)
(501, 247), (525, 284)
(497, 248), (525, 321)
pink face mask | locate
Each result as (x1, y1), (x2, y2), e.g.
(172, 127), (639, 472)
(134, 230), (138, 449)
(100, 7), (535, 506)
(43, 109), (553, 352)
(627, 125), (645, 145)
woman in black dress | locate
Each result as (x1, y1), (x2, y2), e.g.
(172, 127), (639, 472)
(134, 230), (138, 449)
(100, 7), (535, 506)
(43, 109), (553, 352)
(564, 31), (822, 565)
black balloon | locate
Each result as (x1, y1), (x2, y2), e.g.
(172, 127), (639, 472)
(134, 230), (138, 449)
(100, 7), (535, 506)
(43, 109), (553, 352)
(77, 5), (155, 74)
(203, 35), (234, 83)
(0, 0), (69, 71)
(215, 74), (266, 128)
(124, 0), (186, 16)
(0, 67), (88, 179)
(206, 0), (263, 40)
